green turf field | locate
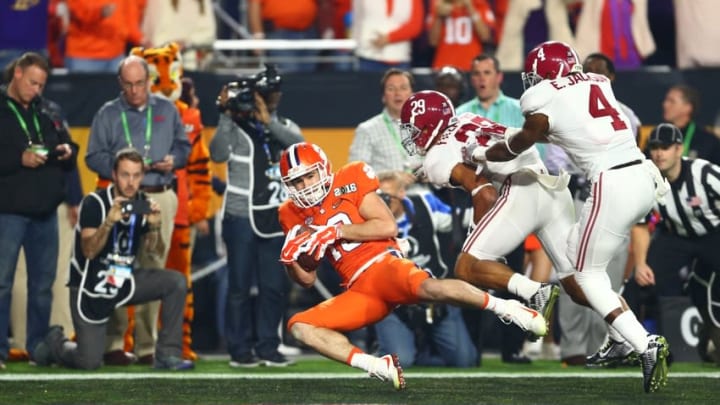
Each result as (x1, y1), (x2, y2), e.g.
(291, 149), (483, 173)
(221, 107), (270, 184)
(0, 358), (717, 404)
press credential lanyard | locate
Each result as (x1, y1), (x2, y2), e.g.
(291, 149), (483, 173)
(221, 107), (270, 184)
(121, 107), (153, 159)
(7, 100), (42, 145)
(382, 112), (405, 154)
(682, 121), (696, 157)
(112, 215), (136, 255)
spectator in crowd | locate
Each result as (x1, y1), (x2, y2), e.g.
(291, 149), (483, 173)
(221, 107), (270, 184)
(456, 54), (522, 128)
(140, 0), (216, 70)
(627, 124), (720, 365)
(0, 52), (77, 370)
(433, 65), (467, 107)
(277, 142), (546, 390)
(493, 0), (574, 71)
(33, 148), (193, 371)
(427, 0), (495, 71)
(574, 0), (655, 70)
(0, 0), (49, 70)
(483, 41), (670, 393)
(352, 0), (425, 71)
(349, 68), (417, 176)
(85, 55), (189, 365)
(210, 70), (303, 367)
(248, 0), (324, 73)
(374, 171), (477, 368)
(674, 0), (720, 68)
(661, 84), (720, 165)
(64, 0), (147, 72)
(453, 55), (535, 363)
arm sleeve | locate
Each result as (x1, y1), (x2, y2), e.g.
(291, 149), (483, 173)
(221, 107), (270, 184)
(387, 0), (425, 42)
(85, 107), (115, 180)
(79, 195), (103, 229)
(209, 114), (235, 163)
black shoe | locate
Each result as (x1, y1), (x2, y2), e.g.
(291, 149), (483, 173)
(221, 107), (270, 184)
(258, 351), (295, 367)
(33, 325), (66, 366)
(229, 353), (261, 368)
(502, 353), (532, 364)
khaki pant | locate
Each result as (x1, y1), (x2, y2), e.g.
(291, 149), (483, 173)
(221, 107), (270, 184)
(10, 204), (75, 350)
(105, 189), (177, 357)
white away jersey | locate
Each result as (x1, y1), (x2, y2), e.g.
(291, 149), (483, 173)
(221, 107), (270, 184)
(423, 113), (545, 188)
(521, 72), (644, 180)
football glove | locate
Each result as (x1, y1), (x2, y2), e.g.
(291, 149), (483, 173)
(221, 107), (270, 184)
(307, 224), (342, 261)
(280, 226), (314, 264)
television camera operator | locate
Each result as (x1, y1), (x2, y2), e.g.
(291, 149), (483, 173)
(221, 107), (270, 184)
(210, 65), (304, 367)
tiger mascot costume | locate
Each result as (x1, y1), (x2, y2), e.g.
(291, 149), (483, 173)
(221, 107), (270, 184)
(123, 42), (211, 361)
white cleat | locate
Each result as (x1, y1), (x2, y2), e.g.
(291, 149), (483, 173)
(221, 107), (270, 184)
(501, 299), (548, 338)
(368, 354), (406, 391)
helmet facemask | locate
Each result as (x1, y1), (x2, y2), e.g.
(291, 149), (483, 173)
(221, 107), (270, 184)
(281, 162), (333, 208)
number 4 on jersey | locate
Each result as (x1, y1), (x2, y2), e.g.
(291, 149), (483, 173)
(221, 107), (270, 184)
(589, 84), (628, 131)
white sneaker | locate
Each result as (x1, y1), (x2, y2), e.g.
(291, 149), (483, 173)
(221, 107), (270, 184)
(500, 299), (547, 338)
(368, 354), (406, 391)
(278, 343), (302, 356)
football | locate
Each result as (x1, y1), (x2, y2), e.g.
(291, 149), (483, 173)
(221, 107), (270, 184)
(295, 225), (320, 271)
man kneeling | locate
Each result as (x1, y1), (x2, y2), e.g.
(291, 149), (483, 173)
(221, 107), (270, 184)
(34, 148), (192, 371)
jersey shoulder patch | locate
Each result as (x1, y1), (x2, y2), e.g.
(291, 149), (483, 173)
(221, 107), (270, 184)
(334, 162), (379, 202)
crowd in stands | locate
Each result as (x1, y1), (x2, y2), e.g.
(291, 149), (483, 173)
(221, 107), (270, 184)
(1, 0), (719, 376)
(1, 0), (720, 73)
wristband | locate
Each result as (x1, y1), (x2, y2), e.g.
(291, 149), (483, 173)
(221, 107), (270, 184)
(504, 133), (520, 156)
(471, 183), (492, 197)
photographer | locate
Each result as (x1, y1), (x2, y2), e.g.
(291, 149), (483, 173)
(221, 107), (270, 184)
(33, 148), (193, 371)
(210, 65), (303, 367)
(373, 171), (477, 368)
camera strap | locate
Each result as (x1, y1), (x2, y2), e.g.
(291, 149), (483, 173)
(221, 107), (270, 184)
(112, 214), (136, 256)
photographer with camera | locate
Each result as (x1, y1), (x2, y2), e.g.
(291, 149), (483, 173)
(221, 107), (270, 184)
(33, 148), (193, 371)
(210, 65), (303, 367)
(373, 171), (478, 368)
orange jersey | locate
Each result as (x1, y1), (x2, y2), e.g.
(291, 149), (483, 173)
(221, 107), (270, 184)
(430, 0), (496, 70)
(278, 161), (400, 286)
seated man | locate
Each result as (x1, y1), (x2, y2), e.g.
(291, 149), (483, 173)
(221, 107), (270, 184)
(34, 148), (193, 371)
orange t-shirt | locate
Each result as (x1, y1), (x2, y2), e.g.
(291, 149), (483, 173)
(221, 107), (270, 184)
(251, 0), (318, 31)
(430, 0), (496, 71)
(66, 0), (144, 59)
(278, 162), (400, 286)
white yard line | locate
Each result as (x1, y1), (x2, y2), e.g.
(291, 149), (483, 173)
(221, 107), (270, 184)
(1, 371), (719, 381)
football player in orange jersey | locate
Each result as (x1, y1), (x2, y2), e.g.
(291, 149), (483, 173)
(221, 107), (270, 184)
(277, 142), (547, 390)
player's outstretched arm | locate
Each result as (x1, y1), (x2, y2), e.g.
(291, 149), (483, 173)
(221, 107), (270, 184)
(449, 162), (497, 223)
(486, 114), (550, 162)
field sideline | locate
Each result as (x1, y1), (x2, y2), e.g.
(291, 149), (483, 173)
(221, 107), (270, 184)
(0, 359), (718, 404)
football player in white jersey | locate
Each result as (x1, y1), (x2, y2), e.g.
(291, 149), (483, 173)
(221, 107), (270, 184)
(479, 41), (671, 393)
(399, 90), (568, 338)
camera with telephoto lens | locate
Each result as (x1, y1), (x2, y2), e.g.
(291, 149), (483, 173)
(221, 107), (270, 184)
(224, 64), (282, 114)
(225, 76), (257, 114)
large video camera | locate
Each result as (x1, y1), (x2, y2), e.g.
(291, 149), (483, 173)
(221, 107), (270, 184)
(225, 64), (282, 114)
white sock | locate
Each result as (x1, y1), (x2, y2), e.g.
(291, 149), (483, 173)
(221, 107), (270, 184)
(611, 311), (650, 352)
(349, 352), (375, 372)
(607, 324), (626, 342)
(508, 273), (541, 301)
(485, 294), (507, 316)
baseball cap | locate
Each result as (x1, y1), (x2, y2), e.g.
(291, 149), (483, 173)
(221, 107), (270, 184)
(648, 123), (683, 146)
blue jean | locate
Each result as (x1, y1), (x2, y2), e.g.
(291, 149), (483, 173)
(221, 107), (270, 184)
(375, 306), (477, 367)
(64, 55), (124, 73)
(0, 212), (58, 360)
(222, 215), (289, 359)
(266, 28), (318, 73)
